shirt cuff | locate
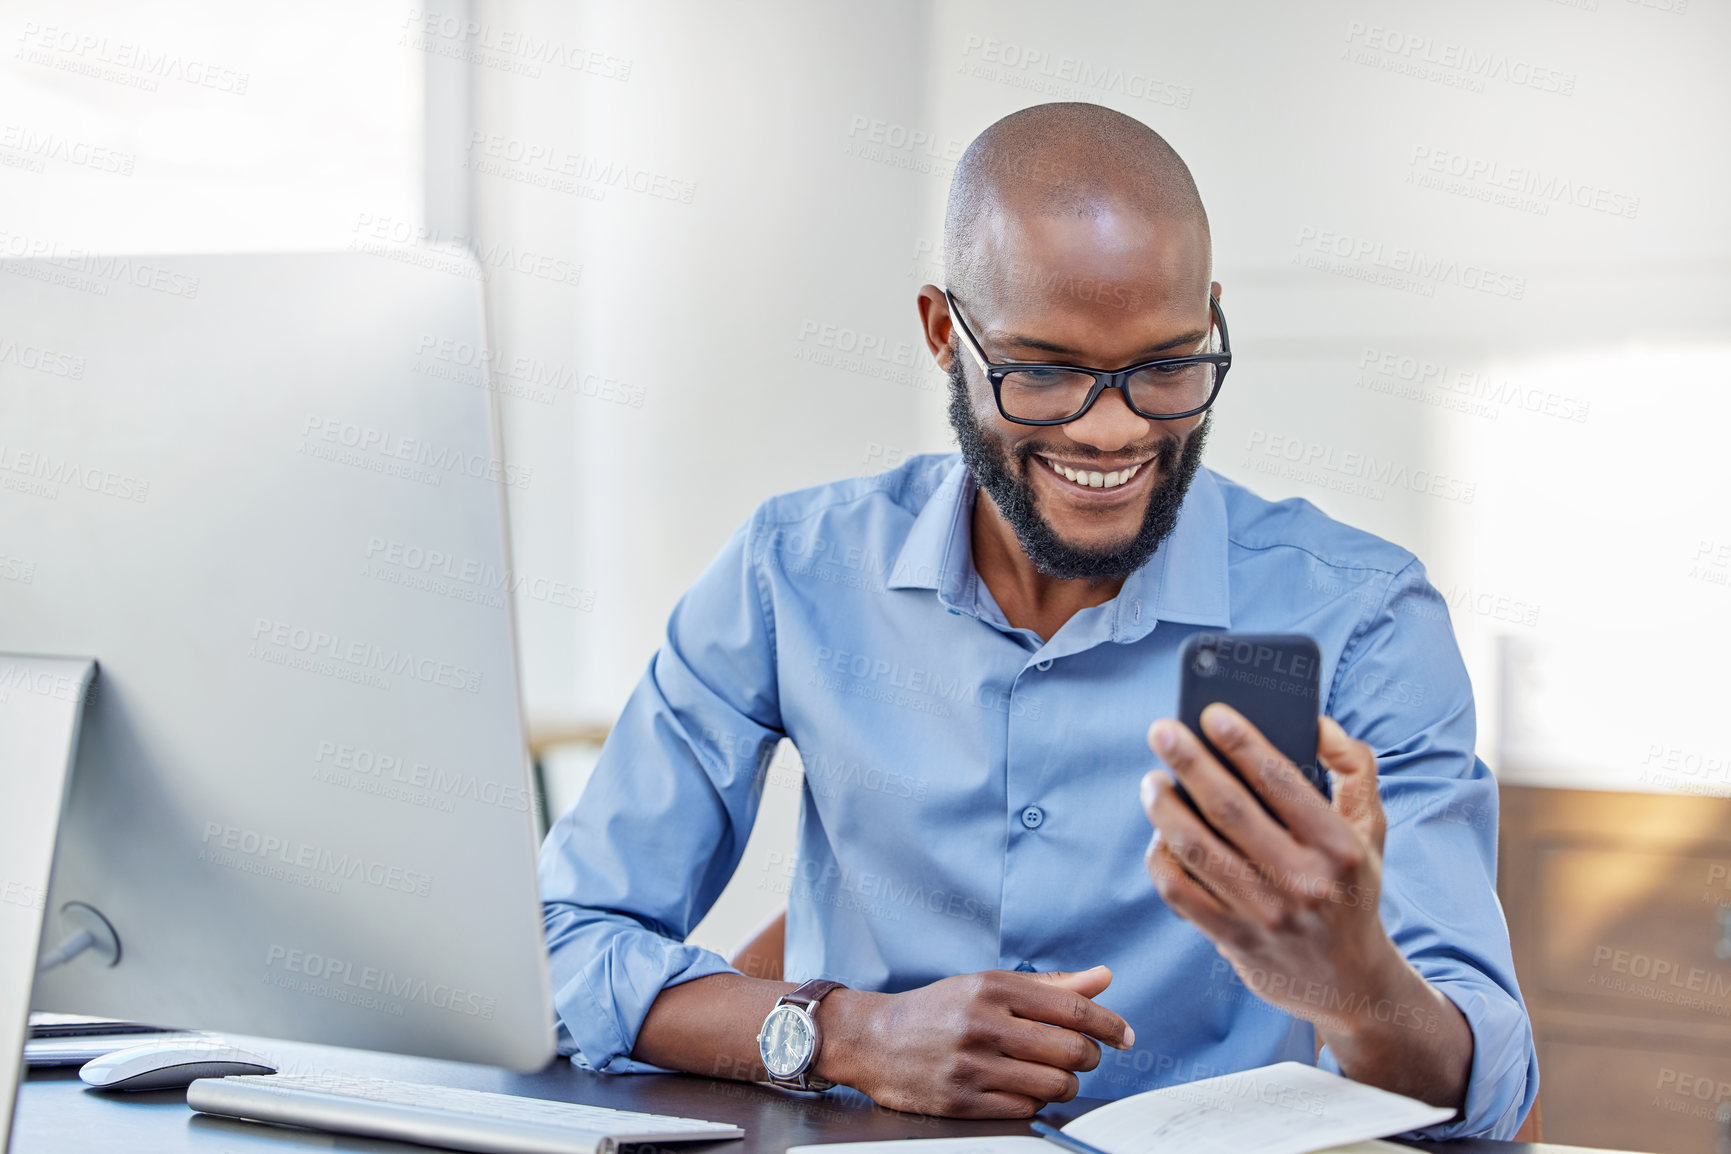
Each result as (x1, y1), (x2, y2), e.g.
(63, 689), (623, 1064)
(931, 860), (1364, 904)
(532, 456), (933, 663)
(553, 930), (742, 1075)
(1401, 979), (1537, 1140)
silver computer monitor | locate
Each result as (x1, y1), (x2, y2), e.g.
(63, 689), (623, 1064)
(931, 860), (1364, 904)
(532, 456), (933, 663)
(0, 252), (554, 1078)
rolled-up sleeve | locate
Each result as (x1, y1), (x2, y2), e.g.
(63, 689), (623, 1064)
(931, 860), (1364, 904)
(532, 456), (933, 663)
(1316, 559), (1539, 1140)
(538, 511), (784, 1073)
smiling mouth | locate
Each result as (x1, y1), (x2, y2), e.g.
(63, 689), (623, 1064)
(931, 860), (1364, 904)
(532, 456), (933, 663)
(1035, 454), (1149, 491)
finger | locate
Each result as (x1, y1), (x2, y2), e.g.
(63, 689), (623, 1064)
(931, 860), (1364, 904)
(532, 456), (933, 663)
(1010, 973), (1134, 1050)
(1148, 769), (1284, 920)
(994, 1018), (1102, 1073)
(1319, 716), (1386, 847)
(946, 1090), (1047, 1120)
(1140, 770), (1161, 823)
(1197, 703), (1335, 839)
(980, 1055), (1082, 1106)
(1037, 964), (1112, 1000)
(1145, 838), (1249, 951)
(1197, 703), (1369, 874)
(1149, 716), (1297, 870)
(1143, 772), (1208, 887)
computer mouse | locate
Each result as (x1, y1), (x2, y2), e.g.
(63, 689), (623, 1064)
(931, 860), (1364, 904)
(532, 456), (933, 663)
(78, 1039), (277, 1091)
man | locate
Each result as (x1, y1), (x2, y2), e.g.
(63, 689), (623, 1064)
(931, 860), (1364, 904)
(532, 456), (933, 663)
(539, 102), (1537, 1138)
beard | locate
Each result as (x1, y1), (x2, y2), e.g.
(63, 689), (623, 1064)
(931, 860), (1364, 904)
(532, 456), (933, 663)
(946, 350), (1210, 581)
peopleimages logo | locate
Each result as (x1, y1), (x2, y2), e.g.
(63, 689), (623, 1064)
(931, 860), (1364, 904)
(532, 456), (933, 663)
(351, 213), (583, 287)
(810, 646), (1042, 720)
(0, 551), (35, 584)
(0, 336), (84, 379)
(200, 822), (433, 898)
(16, 22), (251, 94)
(0, 232), (201, 299)
(299, 415), (533, 490)
(399, 9), (632, 82)
(48, 252), (200, 297)
(1243, 429), (1478, 507)
(1294, 227), (1526, 300)
(0, 877), (45, 912)
(0, 443), (151, 503)
(1341, 22), (1577, 96)
(0, 660), (93, 705)
(957, 35), (1192, 110)
(464, 131), (696, 205)
(249, 617), (484, 694)
(0, 124), (135, 175)
(265, 945), (496, 1020)
(363, 536), (596, 612)
(1589, 945), (1731, 1006)
(1355, 347), (1591, 425)
(313, 740), (534, 815)
(1407, 145), (1640, 220)
(413, 336), (643, 410)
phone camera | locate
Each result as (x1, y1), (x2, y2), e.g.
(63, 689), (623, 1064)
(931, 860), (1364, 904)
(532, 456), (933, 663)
(1193, 648), (1218, 677)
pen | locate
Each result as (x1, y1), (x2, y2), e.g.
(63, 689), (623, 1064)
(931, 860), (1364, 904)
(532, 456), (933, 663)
(1031, 1120), (1115, 1154)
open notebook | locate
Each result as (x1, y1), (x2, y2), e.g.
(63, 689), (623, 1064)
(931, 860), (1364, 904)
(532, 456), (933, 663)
(790, 1063), (1455, 1154)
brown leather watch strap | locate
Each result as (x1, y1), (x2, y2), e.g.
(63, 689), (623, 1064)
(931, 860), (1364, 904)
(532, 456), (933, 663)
(782, 978), (844, 1012)
(768, 978), (846, 1091)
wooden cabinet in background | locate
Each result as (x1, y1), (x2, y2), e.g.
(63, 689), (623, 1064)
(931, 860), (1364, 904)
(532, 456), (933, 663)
(1500, 785), (1731, 1153)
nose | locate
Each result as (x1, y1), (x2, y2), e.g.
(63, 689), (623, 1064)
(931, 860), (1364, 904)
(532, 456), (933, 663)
(1062, 384), (1151, 455)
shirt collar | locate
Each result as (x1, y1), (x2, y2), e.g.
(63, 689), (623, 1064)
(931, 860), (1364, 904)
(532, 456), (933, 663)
(1125, 466), (1232, 637)
(886, 458), (976, 609)
(886, 457), (1232, 640)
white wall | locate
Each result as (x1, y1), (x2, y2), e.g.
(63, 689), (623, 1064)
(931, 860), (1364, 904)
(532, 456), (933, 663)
(481, 0), (1731, 952)
(465, 0), (945, 726)
(494, 0), (1731, 779)
(910, 0), (1729, 797)
(0, 1), (422, 250)
(9, 0), (1726, 952)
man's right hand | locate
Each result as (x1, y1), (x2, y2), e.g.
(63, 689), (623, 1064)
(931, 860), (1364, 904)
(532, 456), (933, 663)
(816, 965), (1135, 1118)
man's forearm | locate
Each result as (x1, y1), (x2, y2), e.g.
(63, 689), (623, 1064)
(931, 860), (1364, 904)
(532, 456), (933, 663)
(1318, 953), (1474, 1114)
(632, 973), (791, 1079)
(631, 972), (876, 1084)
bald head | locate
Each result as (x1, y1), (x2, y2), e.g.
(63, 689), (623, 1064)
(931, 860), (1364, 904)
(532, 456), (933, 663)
(943, 103), (1209, 307)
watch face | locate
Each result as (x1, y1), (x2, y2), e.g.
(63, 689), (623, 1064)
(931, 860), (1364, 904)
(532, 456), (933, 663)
(759, 1005), (815, 1079)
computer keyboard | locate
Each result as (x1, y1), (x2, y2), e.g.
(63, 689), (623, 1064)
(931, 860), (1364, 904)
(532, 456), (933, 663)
(186, 1073), (746, 1154)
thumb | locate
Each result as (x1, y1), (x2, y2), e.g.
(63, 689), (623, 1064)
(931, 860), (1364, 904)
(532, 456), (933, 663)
(1033, 964), (1113, 999)
(1318, 715), (1384, 842)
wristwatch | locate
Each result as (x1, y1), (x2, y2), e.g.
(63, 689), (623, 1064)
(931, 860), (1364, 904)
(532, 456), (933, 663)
(757, 978), (845, 1091)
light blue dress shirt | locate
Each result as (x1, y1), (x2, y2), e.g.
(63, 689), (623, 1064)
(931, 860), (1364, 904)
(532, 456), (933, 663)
(538, 453), (1538, 1139)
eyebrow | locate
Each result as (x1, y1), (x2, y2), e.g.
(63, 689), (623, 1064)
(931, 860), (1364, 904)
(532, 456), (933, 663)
(991, 330), (1209, 362)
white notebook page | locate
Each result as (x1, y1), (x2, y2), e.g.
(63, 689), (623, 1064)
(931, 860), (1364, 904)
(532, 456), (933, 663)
(1059, 1062), (1454, 1154)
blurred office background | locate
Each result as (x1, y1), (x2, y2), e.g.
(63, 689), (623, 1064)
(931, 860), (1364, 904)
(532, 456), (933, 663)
(6, 1), (1728, 1147)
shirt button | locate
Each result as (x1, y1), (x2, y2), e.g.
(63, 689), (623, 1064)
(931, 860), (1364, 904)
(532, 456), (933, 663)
(1036, 659), (1053, 671)
(1020, 805), (1044, 830)
(1014, 961), (1036, 972)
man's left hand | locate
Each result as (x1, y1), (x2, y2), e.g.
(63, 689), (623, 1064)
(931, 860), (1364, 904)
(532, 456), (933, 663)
(1140, 703), (1472, 1111)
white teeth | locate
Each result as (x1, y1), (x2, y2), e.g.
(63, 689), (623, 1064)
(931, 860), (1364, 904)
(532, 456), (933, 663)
(1043, 457), (1145, 490)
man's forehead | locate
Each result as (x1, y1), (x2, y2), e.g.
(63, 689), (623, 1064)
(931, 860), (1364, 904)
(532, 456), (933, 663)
(967, 207), (1211, 319)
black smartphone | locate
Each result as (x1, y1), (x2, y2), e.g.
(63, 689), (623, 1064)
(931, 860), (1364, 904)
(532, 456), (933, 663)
(1173, 632), (1327, 822)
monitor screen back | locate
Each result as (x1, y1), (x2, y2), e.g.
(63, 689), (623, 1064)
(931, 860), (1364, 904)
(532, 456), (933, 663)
(0, 252), (554, 1071)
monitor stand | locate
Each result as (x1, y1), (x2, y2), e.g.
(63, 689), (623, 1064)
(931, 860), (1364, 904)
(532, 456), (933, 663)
(0, 656), (96, 1153)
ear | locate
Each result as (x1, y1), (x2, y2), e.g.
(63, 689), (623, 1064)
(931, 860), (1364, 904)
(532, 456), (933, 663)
(915, 285), (955, 370)
(1210, 280), (1223, 302)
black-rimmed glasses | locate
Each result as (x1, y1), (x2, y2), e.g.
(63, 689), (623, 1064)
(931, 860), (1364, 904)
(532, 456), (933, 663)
(944, 289), (1232, 425)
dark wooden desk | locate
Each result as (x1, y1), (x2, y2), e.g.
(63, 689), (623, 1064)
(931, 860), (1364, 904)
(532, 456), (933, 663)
(9, 1035), (1576, 1153)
